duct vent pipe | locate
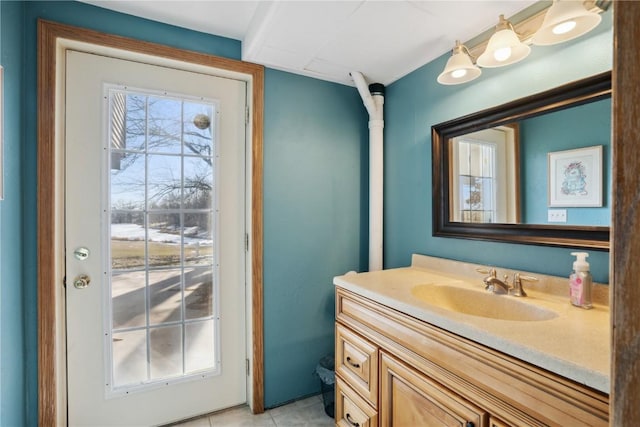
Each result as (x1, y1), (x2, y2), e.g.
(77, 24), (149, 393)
(350, 72), (385, 272)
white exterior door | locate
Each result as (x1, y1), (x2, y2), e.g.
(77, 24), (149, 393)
(65, 50), (247, 426)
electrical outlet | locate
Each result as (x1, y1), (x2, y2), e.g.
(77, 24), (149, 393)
(548, 209), (567, 223)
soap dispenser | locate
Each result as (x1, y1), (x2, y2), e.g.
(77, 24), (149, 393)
(569, 252), (593, 309)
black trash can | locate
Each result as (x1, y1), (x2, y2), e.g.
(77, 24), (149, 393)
(315, 355), (335, 418)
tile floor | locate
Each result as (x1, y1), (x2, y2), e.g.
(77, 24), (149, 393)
(168, 395), (335, 427)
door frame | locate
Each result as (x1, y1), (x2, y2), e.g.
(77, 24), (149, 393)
(37, 20), (264, 425)
(612, 3), (640, 424)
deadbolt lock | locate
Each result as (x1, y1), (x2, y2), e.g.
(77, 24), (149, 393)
(74, 247), (90, 261)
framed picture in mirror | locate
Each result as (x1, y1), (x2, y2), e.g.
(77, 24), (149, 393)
(548, 145), (603, 207)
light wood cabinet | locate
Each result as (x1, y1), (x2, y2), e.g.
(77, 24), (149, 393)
(335, 287), (609, 427)
(380, 351), (487, 427)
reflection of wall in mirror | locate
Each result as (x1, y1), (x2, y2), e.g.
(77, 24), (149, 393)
(521, 97), (611, 226)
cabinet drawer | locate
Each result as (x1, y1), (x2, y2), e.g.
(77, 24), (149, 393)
(379, 351), (488, 427)
(336, 376), (378, 427)
(336, 323), (378, 407)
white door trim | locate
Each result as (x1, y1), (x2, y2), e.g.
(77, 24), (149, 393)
(37, 20), (264, 426)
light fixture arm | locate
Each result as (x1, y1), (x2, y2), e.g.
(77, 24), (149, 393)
(453, 40), (477, 64)
(496, 14), (524, 39)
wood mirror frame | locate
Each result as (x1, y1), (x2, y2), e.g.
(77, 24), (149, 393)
(432, 71), (611, 250)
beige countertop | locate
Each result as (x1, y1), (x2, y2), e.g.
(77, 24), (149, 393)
(334, 254), (610, 394)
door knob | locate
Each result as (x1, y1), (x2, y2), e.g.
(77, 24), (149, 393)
(73, 274), (91, 289)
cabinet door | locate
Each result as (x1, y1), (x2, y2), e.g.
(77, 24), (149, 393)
(336, 323), (379, 407)
(380, 352), (487, 427)
(336, 376), (378, 427)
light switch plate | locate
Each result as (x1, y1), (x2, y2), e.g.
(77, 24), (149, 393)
(548, 209), (567, 223)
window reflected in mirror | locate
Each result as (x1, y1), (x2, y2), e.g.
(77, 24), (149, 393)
(450, 124), (520, 224)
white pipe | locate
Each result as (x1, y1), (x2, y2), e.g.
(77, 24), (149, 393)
(369, 96), (384, 272)
(350, 72), (384, 272)
(351, 72), (376, 116)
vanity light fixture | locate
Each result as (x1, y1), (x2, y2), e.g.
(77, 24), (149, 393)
(437, 40), (481, 85)
(437, 2), (608, 86)
(477, 14), (531, 68)
(531, 0), (602, 45)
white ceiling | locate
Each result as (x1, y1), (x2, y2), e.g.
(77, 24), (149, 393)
(81, 0), (538, 86)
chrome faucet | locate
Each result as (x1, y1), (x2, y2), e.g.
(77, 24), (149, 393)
(484, 274), (510, 295)
(476, 268), (510, 294)
(476, 267), (538, 297)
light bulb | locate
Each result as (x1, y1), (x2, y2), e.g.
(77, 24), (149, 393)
(478, 16), (530, 67)
(493, 47), (512, 62)
(553, 20), (577, 35)
(437, 41), (481, 85)
(532, 1), (602, 46)
(451, 69), (468, 79)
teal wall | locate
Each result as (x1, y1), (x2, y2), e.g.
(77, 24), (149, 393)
(1, 2), (26, 426)
(263, 69), (367, 407)
(384, 11), (613, 283)
(521, 98), (612, 225)
(1, 1), (367, 424)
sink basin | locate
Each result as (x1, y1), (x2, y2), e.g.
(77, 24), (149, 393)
(411, 284), (558, 321)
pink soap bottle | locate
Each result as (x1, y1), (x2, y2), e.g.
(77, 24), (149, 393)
(569, 252), (593, 309)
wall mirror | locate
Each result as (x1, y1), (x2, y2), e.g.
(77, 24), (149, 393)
(432, 71), (611, 250)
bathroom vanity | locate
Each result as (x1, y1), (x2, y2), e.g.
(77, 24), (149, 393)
(333, 255), (609, 427)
